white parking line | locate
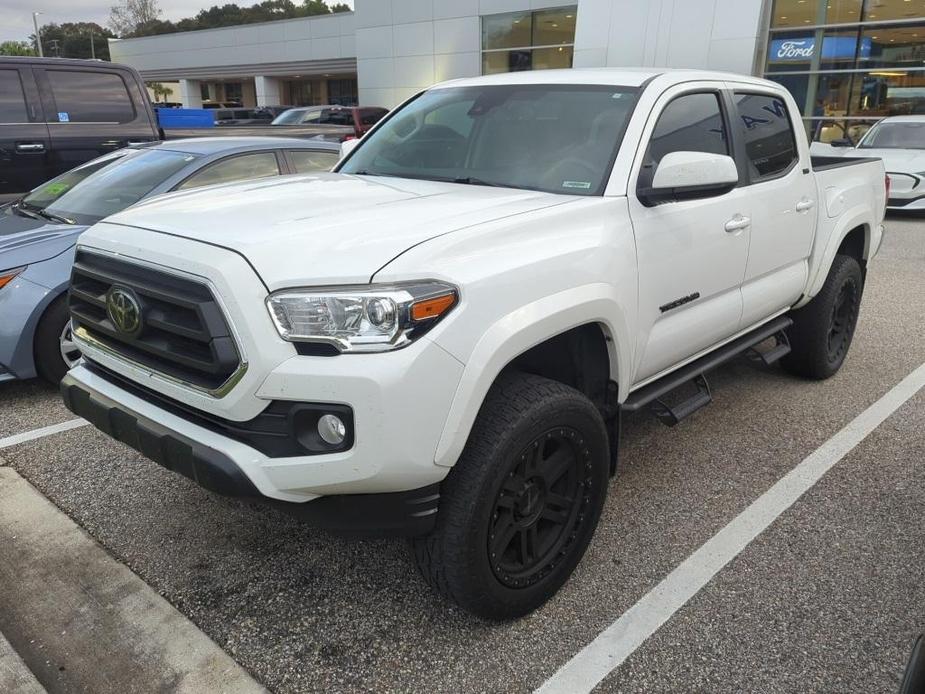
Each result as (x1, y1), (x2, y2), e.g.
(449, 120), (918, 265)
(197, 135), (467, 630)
(0, 419), (89, 450)
(536, 361), (925, 694)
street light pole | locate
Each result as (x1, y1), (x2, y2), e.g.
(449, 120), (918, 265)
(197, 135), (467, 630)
(32, 12), (43, 57)
(89, 31), (96, 59)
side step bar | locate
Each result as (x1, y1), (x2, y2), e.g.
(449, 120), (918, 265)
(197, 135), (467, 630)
(622, 316), (793, 426)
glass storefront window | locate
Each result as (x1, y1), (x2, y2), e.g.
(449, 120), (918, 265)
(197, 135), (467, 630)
(860, 24), (925, 69)
(771, 0), (862, 28)
(862, 0), (925, 22)
(481, 6), (577, 75)
(532, 8), (577, 46)
(481, 12), (532, 50)
(849, 70), (925, 117)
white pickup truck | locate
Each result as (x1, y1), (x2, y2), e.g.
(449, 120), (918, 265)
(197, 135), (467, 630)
(61, 69), (886, 619)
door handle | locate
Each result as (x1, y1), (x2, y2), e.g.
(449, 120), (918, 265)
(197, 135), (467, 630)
(127, 140), (152, 146)
(100, 140), (122, 148)
(15, 143), (45, 153)
(724, 215), (751, 233)
(796, 199), (815, 212)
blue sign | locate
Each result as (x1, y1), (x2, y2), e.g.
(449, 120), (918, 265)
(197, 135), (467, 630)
(57, 112), (70, 122)
(770, 36), (872, 62)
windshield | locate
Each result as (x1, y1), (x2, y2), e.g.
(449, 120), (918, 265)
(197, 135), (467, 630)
(23, 151), (129, 211)
(338, 84), (639, 195)
(23, 149), (198, 224)
(272, 108), (316, 125)
(859, 121), (925, 149)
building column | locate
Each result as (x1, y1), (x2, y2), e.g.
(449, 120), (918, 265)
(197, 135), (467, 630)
(255, 76), (282, 106)
(178, 79), (203, 108)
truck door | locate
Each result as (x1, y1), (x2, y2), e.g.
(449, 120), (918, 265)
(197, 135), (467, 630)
(728, 89), (817, 328)
(33, 65), (156, 178)
(0, 66), (51, 195)
(628, 86), (751, 385)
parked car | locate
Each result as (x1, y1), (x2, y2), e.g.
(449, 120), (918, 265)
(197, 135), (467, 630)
(0, 57), (160, 197)
(60, 69), (886, 619)
(202, 101), (242, 109)
(272, 105), (388, 137)
(254, 105), (295, 119)
(812, 115), (925, 211)
(214, 108), (275, 126)
(0, 137), (340, 384)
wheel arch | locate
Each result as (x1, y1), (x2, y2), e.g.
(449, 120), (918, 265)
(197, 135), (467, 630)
(800, 211), (877, 308)
(433, 284), (630, 468)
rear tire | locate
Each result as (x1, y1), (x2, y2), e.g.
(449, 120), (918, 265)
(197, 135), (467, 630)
(34, 295), (79, 384)
(782, 253), (863, 380)
(413, 372), (610, 620)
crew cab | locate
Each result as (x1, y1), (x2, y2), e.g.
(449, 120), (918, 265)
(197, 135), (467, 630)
(0, 57), (159, 196)
(60, 69), (886, 620)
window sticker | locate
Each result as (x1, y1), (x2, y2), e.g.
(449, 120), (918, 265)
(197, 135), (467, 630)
(58, 112), (70, 122)
(562, 180), (592, 190)
(42, 182), (70, 196)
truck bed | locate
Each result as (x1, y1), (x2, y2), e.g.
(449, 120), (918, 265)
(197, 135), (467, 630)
(811, 155), (884, 171)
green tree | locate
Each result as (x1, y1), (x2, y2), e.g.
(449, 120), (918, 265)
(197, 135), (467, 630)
(0, 41), (36, 56)
(148, 82), (172, 102)
(110, 0), (162, 37)
(130, 0), (348, 37)
(30, 23), (114, 60)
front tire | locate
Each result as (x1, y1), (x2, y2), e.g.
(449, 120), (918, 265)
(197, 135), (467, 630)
(782, 253), (863, 380)
(34, 295), (80, 384)
(413, 372), (610, 620)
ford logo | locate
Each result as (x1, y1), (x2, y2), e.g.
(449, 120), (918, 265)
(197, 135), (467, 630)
(106, 286), (143, 336)
(776, 39), (814, 59)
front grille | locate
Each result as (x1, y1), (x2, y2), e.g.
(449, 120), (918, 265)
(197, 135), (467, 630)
(69, 250), (241, 392)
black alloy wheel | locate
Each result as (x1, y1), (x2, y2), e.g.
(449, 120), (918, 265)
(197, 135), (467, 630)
(489, 427), (591, 589)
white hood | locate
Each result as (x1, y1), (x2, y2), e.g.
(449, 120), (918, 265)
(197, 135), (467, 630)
(100, 172), (577, 290)
(856, 148), (925, 175)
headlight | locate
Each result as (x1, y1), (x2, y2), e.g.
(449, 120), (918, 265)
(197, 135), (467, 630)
(0, 266), (25, 290)
(266, 281), (458, 353)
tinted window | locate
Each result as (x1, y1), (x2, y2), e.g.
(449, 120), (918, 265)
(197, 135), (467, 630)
(360, 108), (387, 125)
(289, 149), (339, 173)
(647, 93), (728, 166)
(0, 70), (28, 123)
(25, 149), (195, 224)
(178, 152), (280, 190)
(47, 70), (135, 123)
(318, 109), (354, 126)
(734, 93), (798, 179)
(340, 84), (638, 196)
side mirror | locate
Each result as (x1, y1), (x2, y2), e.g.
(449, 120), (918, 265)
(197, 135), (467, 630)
(829, 138), (854, 147)
(640, 151), (739, 206)
(340, 138), (360, 160)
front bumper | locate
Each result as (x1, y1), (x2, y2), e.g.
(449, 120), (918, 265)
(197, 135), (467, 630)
(61, 368), (442, 536)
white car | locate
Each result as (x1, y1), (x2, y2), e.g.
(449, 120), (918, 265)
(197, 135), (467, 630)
(61, 69), (886, 619)
(813, 115), (925, 211)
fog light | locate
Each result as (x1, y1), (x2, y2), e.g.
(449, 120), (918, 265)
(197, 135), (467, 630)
(318, 414), (346, 446)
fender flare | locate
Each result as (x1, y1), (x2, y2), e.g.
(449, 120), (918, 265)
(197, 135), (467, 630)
(798, 207), (874, 309)
(433, 283), (632, 468)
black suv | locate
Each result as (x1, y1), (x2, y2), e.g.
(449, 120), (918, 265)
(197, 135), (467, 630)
(0, 57), (159, 196)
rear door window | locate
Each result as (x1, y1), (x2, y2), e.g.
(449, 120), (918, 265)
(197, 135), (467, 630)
(177, 152), (281, 190)
(288, 149), (339, 173)
(46, 70), (135, 123)
(732, 93), (798, 180)
(0, 70), (29, 123)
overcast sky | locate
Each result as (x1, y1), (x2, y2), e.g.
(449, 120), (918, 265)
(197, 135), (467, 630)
(1, 0), (354, 43)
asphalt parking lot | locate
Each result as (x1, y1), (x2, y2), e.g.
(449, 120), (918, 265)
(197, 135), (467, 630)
(1, 216), (923, 694)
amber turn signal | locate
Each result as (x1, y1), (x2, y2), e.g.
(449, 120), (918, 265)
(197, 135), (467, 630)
(0, 267), (25, 290)
(411, 293), (456, 322)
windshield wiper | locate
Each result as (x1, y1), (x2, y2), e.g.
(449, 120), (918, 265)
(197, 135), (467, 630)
(10, 201), (41, 220)
(453, 176), (505, 188)
(18, 201), (74, 225)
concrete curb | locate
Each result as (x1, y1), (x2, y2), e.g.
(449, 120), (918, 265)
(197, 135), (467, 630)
(0, 467), (268, 694)
(0, 630), (46, 694)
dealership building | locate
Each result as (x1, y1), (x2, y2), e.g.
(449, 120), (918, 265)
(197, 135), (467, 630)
(110, 0), (925, 137)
